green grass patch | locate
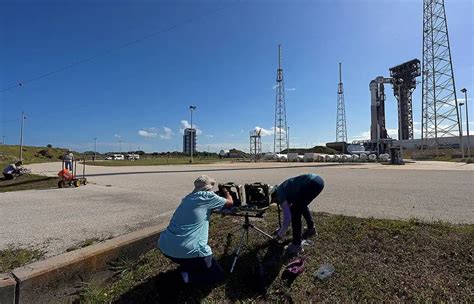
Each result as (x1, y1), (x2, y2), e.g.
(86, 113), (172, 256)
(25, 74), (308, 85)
(86, 157), (229, 167)
(0, 246), (44, 272)
(77, 209), (473, 303)
(66, 237), (112, 252)
(0, 145), (71, 164)
(0, 173), (58, 193)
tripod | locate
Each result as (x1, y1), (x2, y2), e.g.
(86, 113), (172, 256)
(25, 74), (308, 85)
(227, 212), (274, 273)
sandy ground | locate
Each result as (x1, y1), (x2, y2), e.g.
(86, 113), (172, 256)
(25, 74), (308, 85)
(1, 161), (472, 256)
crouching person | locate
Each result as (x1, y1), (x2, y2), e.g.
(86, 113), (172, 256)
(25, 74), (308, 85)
(3, 161), (24, 180)
(272, 173), (325, 254)
(158, 175), (233, 285)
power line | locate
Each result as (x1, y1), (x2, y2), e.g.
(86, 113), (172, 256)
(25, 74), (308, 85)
(0, 1), (240, 94)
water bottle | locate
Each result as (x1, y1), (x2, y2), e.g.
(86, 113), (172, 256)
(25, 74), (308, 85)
(314, 264), (335, 280)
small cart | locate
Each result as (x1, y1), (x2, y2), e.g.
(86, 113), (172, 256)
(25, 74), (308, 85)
(58, 158), (87, 188)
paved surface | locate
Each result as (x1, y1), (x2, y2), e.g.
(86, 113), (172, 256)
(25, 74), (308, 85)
(1, 161), (472, 256)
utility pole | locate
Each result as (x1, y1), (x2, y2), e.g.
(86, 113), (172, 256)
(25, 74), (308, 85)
(287, 126), (290, 154)
(273, 44), (288, 154)
(19, 111), (25, 161)
(93, 138), (98, 162)
(118, 140), (123, 153)
(461, 88), (470, 159)
(458, 102), (465, 158)
(189, 105), (196, 163)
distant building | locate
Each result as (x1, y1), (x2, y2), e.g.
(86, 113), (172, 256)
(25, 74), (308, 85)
(183, 128), (196, 155)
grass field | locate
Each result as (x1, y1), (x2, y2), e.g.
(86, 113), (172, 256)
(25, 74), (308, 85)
(86, 157), (229, 166)
(0, 145), (70, 164)
(78, 207), (473, 303)
(0, 173), (58, 193)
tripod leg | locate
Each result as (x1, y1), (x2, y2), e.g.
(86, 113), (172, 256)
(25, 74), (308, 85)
(230, 228), (247, 273)
(249, 225), (274, 240)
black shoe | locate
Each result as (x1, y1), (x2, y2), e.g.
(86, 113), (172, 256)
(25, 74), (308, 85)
(302, 227), (317, 239)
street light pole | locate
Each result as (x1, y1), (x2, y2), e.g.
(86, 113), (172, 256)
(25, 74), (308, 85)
(461, 88), (470, 159)
(189, 105), (196, 163)
(459, 102), (465, 159)
(19, 111), (25, 161)
(287, 126), (290, 154)
(93, 138), (97, 162)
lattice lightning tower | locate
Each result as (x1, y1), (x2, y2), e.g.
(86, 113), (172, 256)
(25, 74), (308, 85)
(422, 0), (461, 151)
(274, 44), (288, 154)
(336, 63), (347, 142)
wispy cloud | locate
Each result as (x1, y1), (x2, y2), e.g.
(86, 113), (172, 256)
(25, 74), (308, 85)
(255, 126), (273, 137)
(114, 134), (122, 139)
(138, 127), (173, 139)
(160, 127), (173, 140)
(205, 134), (214, 138)
(138, 128), (158, 138)
(180, 120), (202, 135)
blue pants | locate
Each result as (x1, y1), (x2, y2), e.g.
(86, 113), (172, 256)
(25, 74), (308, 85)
(165, 254), (225, 285)
(65, 161), (73, 171)
(290, 175), (324, 245)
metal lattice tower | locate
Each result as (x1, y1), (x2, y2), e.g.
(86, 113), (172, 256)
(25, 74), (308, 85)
(274, 44), (288, 154)
(336, 63), (347, 142)
(422, 0), (460, 151)
(250, 129), (262, 162)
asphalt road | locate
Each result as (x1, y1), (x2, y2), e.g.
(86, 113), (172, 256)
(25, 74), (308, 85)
(1, 161), (472, 256)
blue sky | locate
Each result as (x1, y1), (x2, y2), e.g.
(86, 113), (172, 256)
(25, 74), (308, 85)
(1, 0), (472, 153)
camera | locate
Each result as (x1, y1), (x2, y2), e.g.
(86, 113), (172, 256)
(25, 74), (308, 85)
(217, 182), (243, 207)
(244, 182), (271, 209)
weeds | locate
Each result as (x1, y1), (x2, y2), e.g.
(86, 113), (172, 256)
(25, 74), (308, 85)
(0, 246), (44, 272)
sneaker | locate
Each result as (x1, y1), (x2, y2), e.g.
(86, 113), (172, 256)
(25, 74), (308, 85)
(302, 227), (317, 239)
(286, 243), (304, 255)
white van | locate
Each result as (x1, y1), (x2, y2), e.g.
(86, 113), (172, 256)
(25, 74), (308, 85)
(113, 154), (125, 160)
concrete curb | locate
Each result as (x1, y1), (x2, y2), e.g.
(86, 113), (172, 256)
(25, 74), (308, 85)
(1, 222), (167, 304)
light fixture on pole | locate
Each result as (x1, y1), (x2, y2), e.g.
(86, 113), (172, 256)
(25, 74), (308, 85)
(189, 105), (196, 163)
(461, 88), (470, 159)
(459, 102), (465, 159)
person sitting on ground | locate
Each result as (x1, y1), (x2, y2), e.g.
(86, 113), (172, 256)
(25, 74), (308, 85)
(271, 173), (325, 254)
(3, 161), (24, 180)
(158, 175), (233, 285)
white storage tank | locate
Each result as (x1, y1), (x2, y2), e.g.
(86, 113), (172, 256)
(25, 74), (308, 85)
(287, 153), (299, 162)
(325, 155), (336, 162)
(379, 153), (390, 162)
(304, 153), (317, 162)
(317, 154), (327, 162)
(342, 154), (352, 162)
(276, 154), (288, 162)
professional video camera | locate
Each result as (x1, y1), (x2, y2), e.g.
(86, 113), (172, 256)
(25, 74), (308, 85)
(216, 182), (243, 207)
(214, 181), (274, 273)
(244, 182), (271, 210)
